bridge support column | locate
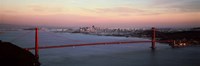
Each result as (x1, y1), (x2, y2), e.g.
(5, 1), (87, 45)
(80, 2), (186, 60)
(35, 27), (39, 60)
(151, 27), (156, 50)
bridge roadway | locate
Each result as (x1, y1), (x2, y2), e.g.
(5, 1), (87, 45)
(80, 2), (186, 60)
(25, 40), (172, 50)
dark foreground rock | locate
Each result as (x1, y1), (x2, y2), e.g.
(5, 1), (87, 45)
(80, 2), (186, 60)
(0, 40), (40, 66)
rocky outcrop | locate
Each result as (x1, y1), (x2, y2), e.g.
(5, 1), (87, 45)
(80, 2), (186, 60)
(0, 40), (40, 66)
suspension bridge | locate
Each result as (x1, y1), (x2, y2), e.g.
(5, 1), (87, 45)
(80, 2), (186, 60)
(18, 27), (174, 60)
(1, 27), (175, 66)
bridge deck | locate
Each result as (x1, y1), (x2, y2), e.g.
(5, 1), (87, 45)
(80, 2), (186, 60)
(25, 40), (172, 50)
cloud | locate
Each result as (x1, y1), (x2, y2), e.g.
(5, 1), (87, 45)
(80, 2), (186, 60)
(96, 7), (145, 13)
(28, 5), (64, 12)
(0, 10), (18, 14)
(81, 6), (167, 16)
(152, 0), (200, 12)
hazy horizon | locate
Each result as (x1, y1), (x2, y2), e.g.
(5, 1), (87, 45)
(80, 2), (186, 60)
(1, 0), (200, 28)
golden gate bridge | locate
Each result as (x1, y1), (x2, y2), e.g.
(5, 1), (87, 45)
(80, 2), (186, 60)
(5, 27), (174, 66)
(20, 27), (174, 60)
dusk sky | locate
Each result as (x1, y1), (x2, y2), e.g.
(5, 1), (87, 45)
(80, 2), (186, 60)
(0, 0), (200, 28)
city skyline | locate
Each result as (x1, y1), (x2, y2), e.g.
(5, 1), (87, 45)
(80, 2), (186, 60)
(0, 0), (200, 28)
